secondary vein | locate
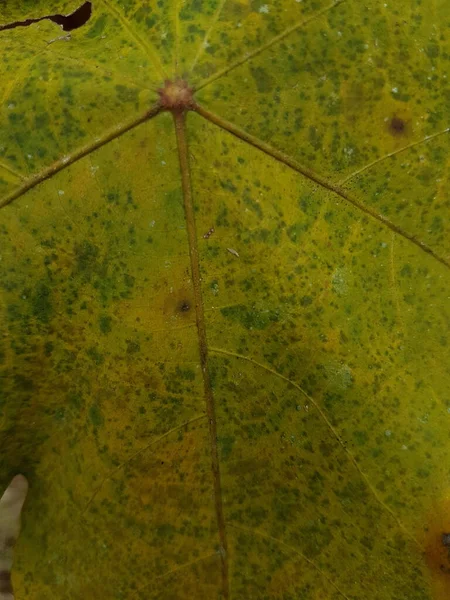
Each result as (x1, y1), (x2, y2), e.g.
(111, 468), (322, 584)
(194, 103), (450, 270)
(0, 104), (161, 210)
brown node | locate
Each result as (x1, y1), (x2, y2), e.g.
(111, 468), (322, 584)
(158, 79), (195, 112)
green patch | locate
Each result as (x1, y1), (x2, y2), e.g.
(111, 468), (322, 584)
(218, 435), (235, 461)
(221, 304), (280, 330)
(89, 403), (104, 427)
(86, 14), (107, 38)
(175, 366), (196, 381)
(86, 346), (104, 365)
(250, 66), (275, 93)
(126, 340), (140, 354)
(32, 282), (52, 324)
(99, 315), (112, 334)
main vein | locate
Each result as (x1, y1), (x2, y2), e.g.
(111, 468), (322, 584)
(0, 104), (161, 210)
(194, 103), (450, 270)
(173, 110), (230, 600)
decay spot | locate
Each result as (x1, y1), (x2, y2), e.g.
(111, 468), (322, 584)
(389, 116), (406, 135)
(0, 571), (13, 595)
(158, 79), (195, 111)
(422, 497), (450, 599)
(180, 301), (191, 312)
(0, 2), (92, 33)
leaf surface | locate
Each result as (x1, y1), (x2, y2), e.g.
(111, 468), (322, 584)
(0, 1), (449, 599)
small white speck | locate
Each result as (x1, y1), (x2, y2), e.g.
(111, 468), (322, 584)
(259, 4), (269, 13)
(161, 160), (166, 166)
(381, 242), (387, 248)
(401, 445), (408, 450)
(161, 31), (167, 40)
(90, 165), (99, 174)
(391, 86), (398, 93)
(237, 22), (242, 27)
(27, 154), (33, 159)
(337, 31), (342, 37)
(58, 190), (64, 196)
(295, 0), (303, 3)
(149, 220), (156, 227)
(22, 295), (27, 299)
(7, 103), (15, 110)
(203, 40), (210, 48)
(447, 407), (450, 414)
(385, 429), (392, 437)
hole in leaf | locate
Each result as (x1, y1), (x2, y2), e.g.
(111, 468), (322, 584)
(0, 1), (92, 33)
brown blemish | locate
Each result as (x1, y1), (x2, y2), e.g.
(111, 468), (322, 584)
(422, 496), (450, 599)
(389, 115), (407, 135)
(0, 571), (13, 595)
(3, 536), (15, 550)
(158, 79), (195, 112)
(162, 286), (195, 320)
(179, 300), (191, 312)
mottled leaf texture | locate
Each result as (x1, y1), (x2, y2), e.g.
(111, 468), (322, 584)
(0, 1), (449, 599)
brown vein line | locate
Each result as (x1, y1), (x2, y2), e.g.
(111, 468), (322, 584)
(194, 0), (345, 92)
(81, 414), (206, 516)
(210, 346), (423, 551)
(195, 103), (450, 270)
(0, 104), (161, 210)
(130, 552), (217, 598)
(229, 524), (350, 600)
(98, 0), (167, 80)
(339, 127), (450, 184)
(173, 110), (229, 600)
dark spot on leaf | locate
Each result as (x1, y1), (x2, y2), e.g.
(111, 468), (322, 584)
(389, 116), (406, 135)
(180, 301), (191, 312)
(0, 571), (12, 595)
(99, 315), (112, 334)
(32, 282), (52, 324)
(0, 2), (92, 33)
(126, 340), (140, 354)
(89, 403), (104, 427)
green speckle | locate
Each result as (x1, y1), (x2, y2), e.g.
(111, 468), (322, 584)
(221, 304), (279, 330)
(32, 282), (52, 324)
(126, 340), (140, 354)
(250, 66), (274, 93)
(218, 435), (235, 461)
(86, 14), (107, 38)
(87, 346), (104, 365)
(175, 366), (196, 381)
(353, 431), (368, 446)
(99, 315), (112, 334)
(89, 403), (104, 427)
